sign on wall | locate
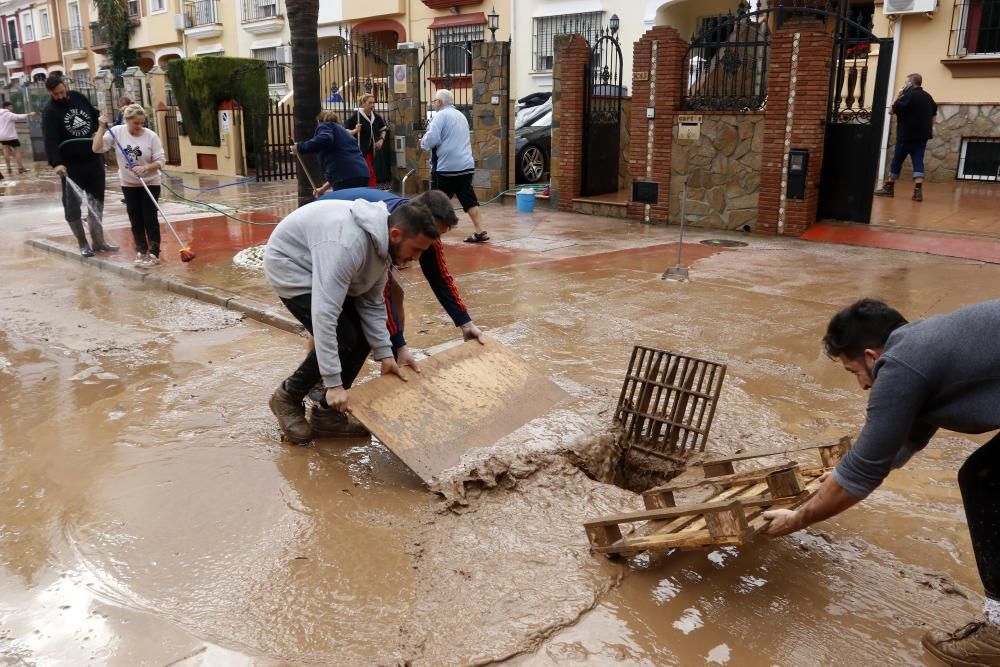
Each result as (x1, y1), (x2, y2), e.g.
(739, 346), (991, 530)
(393, 64), (407, 94)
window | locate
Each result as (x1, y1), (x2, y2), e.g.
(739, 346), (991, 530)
(958, 138), (1000, 181)
(6, 18), (18, 48)
(72, 70), (91, 87)
(954, 0), (1000, 55)
(38, 8), (50, 38)
(430, 23), (484, 76)
(532, 12), (603, 72)
(252, 47), (286, 85)
(20, 12), (34, 42)
(150, 0), (166, 12)
(127, 0), (140, 18)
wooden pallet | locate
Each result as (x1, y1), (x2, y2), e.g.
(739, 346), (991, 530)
(584, 437), (852, 557)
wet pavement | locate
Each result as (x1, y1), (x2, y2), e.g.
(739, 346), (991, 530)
(2, 166), (1000, 665)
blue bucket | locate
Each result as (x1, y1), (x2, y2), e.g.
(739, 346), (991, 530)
(516, 190), (536, 213)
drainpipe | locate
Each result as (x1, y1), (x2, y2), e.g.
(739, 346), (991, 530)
(54, 0), (68, 77)
(877, 17), (902, 187)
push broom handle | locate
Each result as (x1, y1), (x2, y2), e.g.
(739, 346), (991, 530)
(293, 148), (320, 191)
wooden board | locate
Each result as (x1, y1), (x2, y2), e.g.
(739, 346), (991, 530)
(347, 336), (569, 486)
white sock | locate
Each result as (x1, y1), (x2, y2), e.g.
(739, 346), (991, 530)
(985, 597), (1000, 627)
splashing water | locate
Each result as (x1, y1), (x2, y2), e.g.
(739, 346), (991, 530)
(64, 176), (104, 227)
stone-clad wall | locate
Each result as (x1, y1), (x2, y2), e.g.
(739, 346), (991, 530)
(471, 41), (512, 201)
(887, 103), (1000, 182)
(669, 114), (764, 230)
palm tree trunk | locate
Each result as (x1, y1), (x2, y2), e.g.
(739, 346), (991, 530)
(285, 0), (320, 207)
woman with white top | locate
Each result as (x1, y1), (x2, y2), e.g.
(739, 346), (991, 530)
(92, 104), (166, 267)
(343, 93), (387, 188)
(0, 101), (33, 177)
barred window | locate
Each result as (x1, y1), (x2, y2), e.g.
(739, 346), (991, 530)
(430, 23), (484, 76)
(954, 0), (1000, 55)
(71, 70), (91, 87)
(532, 12), (603, 72)
(252, 47), (286, 85)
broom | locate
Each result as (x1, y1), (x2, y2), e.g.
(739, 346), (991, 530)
(109, 128), (196, 262)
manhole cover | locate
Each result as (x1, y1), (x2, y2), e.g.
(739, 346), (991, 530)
(700, 239), (749, 248)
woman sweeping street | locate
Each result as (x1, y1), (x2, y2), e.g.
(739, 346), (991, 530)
(92, 104), (166, 267)
(343, 94), (387, 188)
(294, 110), (370, 198)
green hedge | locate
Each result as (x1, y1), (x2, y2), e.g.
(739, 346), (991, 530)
(166, 57), (269, 147)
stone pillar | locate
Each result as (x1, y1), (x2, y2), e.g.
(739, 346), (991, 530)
(757, 18), (834, 236)
(145, 66), (169, 131)
(471, 40), (511, 203)
(626, 26), (688, 224)
(388, 46), (422, 194)
(550, 33), (590, 211)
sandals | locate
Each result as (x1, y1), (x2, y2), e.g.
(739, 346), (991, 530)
(464, 231), (490, 244)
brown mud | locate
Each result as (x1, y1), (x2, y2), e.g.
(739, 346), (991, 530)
(2, 181), (998, 664)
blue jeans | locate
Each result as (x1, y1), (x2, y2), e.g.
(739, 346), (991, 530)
(889, 141), (927, 179)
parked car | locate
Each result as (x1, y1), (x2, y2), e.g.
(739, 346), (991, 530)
(515, 99), (552, 184)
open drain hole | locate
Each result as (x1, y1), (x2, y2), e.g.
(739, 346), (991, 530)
(701, 239), (749, 248)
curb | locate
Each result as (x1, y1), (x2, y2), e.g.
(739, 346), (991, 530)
(26, 238), (306, 337)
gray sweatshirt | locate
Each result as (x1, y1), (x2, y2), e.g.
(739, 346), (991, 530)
(263, 199), (393, 388)
(834, 299), (1000, 499)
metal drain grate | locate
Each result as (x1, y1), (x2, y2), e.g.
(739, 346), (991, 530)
(701, 239), (749, 247)
(615, 347), (727, 461)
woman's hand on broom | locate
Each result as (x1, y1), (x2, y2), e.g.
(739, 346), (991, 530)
(97, 114), (109, 128)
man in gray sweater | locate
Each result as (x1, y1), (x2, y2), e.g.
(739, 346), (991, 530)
(764, 299), (1000, 665)
(264, 198), (439, 444)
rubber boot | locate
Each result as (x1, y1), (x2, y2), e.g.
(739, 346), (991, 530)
(873, 181), (895, 197)
(912, 183), (923, 202)
(87, 211), (119, 252)
(922, 621), (1000, 666)
(269, 382), (312, 445)
(67, 218), (94, 257)
(309, 405), (370, 438)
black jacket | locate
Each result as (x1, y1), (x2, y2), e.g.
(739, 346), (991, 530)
(892, 87), (938, 145)
(343, 110), (387, 156)
(43, 91), (101, 166)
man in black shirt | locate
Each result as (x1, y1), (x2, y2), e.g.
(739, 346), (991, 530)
(874, 73), (938, 202)
(42, 75), (118, 257)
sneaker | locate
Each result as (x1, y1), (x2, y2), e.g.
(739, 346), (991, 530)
(269, 383), (312, 445)
(134, 253), (148, 266)
(464, 231), (490, 243)
(922, 620), (1000, 666)
(913, 187), (923, 202)
(873, 182), (895, 197)
(145, 255), (161, 266)
(309, 405), (370, 438)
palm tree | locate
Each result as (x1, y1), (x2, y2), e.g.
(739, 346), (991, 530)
(284, 0), (320, 206)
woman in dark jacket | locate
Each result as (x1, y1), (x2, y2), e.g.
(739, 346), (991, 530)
(293, 111), (370, 197)
(343, 94), (387, 188)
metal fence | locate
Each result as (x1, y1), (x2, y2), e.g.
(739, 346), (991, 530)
(251, 99), (295, 181)
(949, 0), (1000, 56)
(681, 9), (770, 112)
(319, 28), (391, 119)
(242, 0), (282, 22)
(1, 42), (21, 62)
(185, 0), (219, 27)
(90, 23), (107, 48)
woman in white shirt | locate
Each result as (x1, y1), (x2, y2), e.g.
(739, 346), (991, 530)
(92, 104), (166, 267)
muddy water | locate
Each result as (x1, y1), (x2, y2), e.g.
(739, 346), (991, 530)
(3, 186), (1000, 665)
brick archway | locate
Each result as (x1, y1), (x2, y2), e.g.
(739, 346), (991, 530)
(353, 19), (405, 44)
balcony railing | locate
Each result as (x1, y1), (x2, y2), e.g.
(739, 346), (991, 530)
(90, 22), (108, 48)
(242, 0), (282, 22)
(127, 0), (140, 19)
(186, 0), (220, 27)
(1, 42), (22, 62)
(62, 26), (85, 51)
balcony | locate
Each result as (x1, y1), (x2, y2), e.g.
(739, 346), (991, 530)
(241, 0), (284, 34)
(126, 0), (141, 24)
(184, 0), (223, 38)
(1, 42), (22, 67)
(90, 22), (109, 53)
(61, 27), (86, 54)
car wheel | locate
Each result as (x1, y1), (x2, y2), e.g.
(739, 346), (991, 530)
(519, 145), (546, 183)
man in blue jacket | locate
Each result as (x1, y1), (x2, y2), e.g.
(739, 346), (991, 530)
(420, 90), (489, 244)
(291, 111), (369, 196)
(764, 299), (1000, 665)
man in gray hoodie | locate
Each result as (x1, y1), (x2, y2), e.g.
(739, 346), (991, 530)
(764, 299), (1000, 665)
(264, 198), (439, 444)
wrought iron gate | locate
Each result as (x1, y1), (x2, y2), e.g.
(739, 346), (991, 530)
(251, 99), (295, 181)
(581, 30), (624, 197)
(416, 37), (476, 131)
(163, 107), (181, 166)
(817, 1), (893, 224)
(320, 28), (391, 120)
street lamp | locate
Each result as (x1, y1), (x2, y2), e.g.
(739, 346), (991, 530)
(488, 6), (499, 41)
(609, 14), (620, 35)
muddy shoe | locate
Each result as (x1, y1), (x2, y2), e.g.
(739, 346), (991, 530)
(922, 621), (1000, 666)
(874, 182), (895, 197)
(269, 383), (312, 445)
(464, 231), (490, 243)
(310, 405), (370, 438)
(307, 382), (326, 404)
(913, 186), (924, 202)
